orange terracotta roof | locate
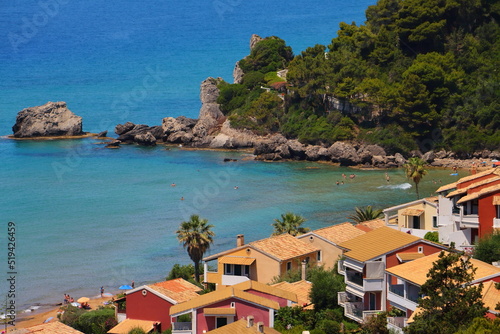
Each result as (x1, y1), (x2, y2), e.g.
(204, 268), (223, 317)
(10, 322), (84, 334)
(456, 168), (500, 184)
(447, 176), (500, 198)
(170, 287), (280, 315)
(436, 182), (457, 193)
(232, 280), (298, 302)
(456, 183), (500, 204)
(304, 222), (366, 245)
(355, 219), (386, 232)
(272, 280), (313, 309)
(107, 319), (156, 334)
(148, 278), (202, 303)
(481, 281), (500, 311)
(339, 226), (421, 262)
(249, 233), (319, 261)
(386, 251), (500, 286)
(205, 318), (281, 334)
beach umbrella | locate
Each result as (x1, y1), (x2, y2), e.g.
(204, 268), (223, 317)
(77, 297), (90, 303)
(119, 284), (133, 290)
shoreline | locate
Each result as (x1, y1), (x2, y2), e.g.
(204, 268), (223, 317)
(5, 133), (98, 140)
(8, 294), (115, 331)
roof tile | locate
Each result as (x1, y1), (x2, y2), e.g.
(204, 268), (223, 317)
(339, 226), (421, 262)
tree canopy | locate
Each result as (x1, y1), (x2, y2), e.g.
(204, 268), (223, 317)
(176, 215), (215, 282)
(217, 0), (499, 156)
(405, 251), (488, 334)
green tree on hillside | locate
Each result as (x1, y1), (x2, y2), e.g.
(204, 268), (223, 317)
(405, 251), (487, 334)
(404, 157), (427, 199)
(176, 215), (215, 282)
(347, 206), (383, 224)
(272, 212), (310, 236)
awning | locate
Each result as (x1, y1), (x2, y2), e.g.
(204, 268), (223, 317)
(219, 256), (255, 265)
(493, 196), (500, 205)
(204, 308), (236, 316)
(401, 209), (424, 217)
(396, 252), (426, 262)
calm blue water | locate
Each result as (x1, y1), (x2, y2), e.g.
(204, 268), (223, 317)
(0, 0), (462, 314)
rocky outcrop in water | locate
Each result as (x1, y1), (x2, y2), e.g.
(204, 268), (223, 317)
(12, 101), (84, 138)
(114, 122), (163, 144)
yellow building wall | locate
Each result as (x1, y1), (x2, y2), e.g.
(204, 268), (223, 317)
(397, 203), (438, 231)
(297, 236), (342, 270)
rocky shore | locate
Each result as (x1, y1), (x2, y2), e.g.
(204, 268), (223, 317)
(11, 35), (500, 169)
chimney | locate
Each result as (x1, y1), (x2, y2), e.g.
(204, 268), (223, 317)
(257, 322), (264, 333)
(247, 315), (254, 328)
(237, 234), (245, 247)
(301, 259), (307, 280)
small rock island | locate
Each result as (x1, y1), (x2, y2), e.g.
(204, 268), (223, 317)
(12, 101), (84, 138)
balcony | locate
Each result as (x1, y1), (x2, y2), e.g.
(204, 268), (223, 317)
(343, 302), (382, 323)
(338, 291), (348, 306)
(387, 317), (406, 333)
(172, 322), (192, 334)
(387, 284), (419, 310)
(461, 214), (479, 228)
(346, 270), (363, 287)
(221, 274), (250, 285)
(389, 284), (404, 297)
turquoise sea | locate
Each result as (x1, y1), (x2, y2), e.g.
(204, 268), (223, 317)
(0, 0), (462, 313)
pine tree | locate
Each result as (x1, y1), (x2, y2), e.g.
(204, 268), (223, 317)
(405, 251), (488, 334)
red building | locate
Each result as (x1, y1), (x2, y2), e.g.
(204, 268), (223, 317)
(118, 278), (202, 332)
(169, 281), (297, 334)
(437, 168), (500, 245)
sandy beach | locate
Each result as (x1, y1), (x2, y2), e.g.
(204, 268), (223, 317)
(7, 295), (115, 332)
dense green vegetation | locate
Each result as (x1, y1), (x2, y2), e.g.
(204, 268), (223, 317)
(59, 305), (117, 334)
(217, 0), (499, 155)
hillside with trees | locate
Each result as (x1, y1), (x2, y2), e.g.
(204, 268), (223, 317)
(217, 0), (499, 157)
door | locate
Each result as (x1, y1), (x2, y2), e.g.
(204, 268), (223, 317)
(369, 292), (376, 310)
(413, 216), (420, 229)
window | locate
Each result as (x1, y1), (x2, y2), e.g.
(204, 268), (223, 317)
(471, 199), (479, 215)
(224, 264), (233, 275)
(317, 251), (321, 262)
(286, 262), (292, 271)
(244, 265), (250, 277)
(234, 265), (242, 276)
(432, 216), (438, 228)
(496, 205), (500, 219)
(418, 246), (423, 253)
(305, 256), (310, 263)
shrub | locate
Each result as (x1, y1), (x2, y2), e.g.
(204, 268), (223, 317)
(424, 231), (439, 243)
(74, 306), (116, 334)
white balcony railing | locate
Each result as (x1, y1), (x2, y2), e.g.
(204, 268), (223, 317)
(221, 274), (250, 285)
(172, 322), (192, 334)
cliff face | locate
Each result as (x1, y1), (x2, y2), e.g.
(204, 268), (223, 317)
(12, 101), (83, 138)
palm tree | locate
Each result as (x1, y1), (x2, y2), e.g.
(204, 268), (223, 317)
(176, 214), (215, 282)
(404, 157), (428, 199)
(347, 206), (384, 224)
(272, 212), (310, 236)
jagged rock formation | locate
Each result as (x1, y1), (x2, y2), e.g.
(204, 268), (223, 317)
(12, 101), (83, 138)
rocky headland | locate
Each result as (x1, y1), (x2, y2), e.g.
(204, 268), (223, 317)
(12, 35), (500, 169)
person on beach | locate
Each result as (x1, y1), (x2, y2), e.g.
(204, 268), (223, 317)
(100, 286), (104, 297)
(171, 183), (176, 187)
(131, 280), (135, 289)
